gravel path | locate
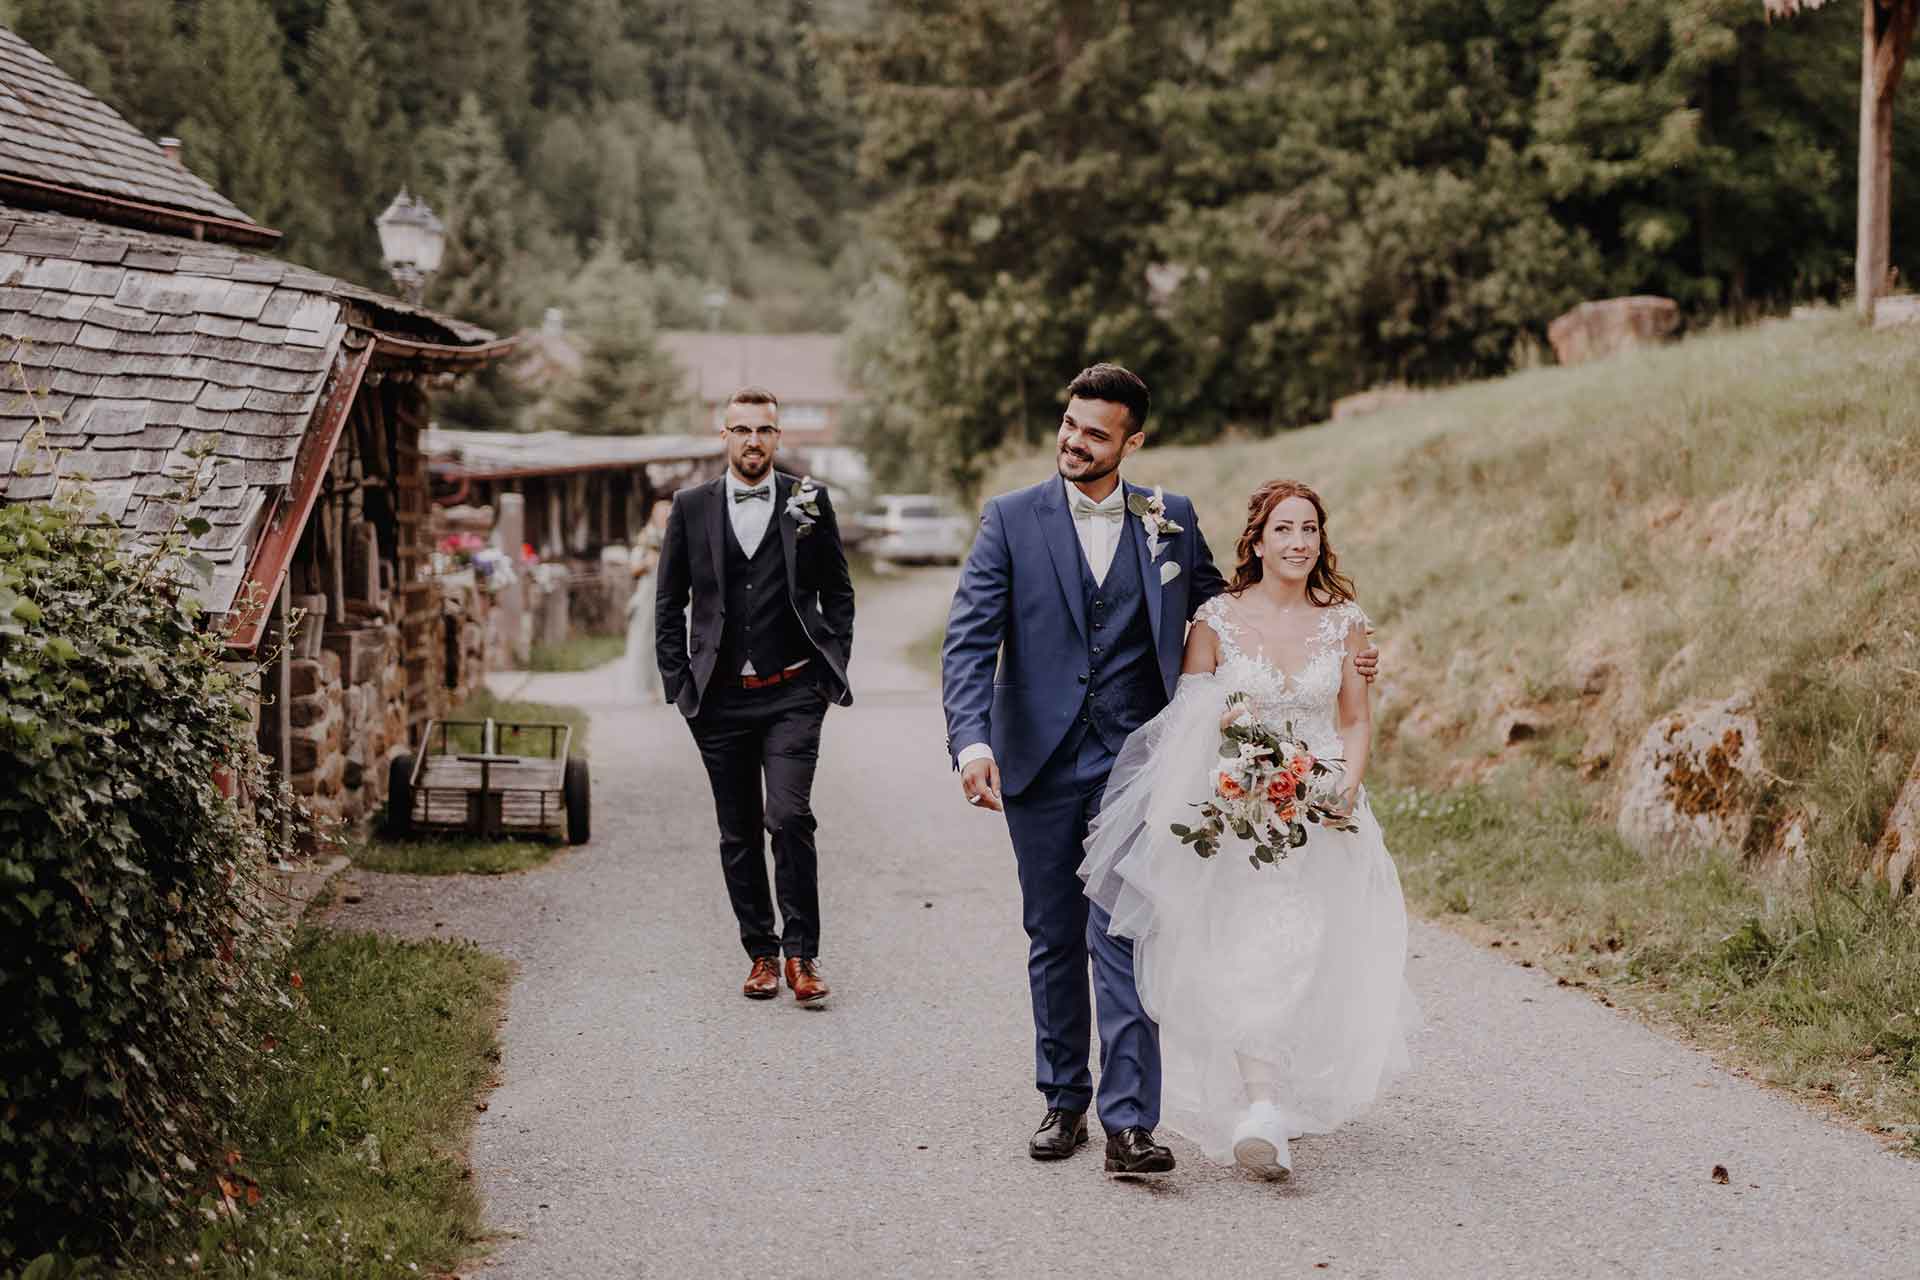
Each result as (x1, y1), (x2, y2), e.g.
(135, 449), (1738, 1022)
(326, 566), (1920, 1279)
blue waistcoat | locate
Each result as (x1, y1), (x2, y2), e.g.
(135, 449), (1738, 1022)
(1077, 511), (1163, 757)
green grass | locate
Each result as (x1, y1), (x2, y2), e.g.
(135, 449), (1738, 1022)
(124, 928), (511, 1278)
(525, 632), (625, 672)
(439, 688), (590, 753)
(981, 314), (1920, 1142)
(358, 689), (590, 876)
(350, 833), (561, 876)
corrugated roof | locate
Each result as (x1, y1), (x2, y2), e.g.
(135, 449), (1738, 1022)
(657, 331), (853, 405)
(0, 25), (264, 236)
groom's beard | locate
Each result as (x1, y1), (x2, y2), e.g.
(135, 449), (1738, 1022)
(732, 451), (772, 482)
(1057, 445), (1117, 484)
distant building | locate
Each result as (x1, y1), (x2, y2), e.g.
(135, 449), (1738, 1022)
(657, 330), (869, 494)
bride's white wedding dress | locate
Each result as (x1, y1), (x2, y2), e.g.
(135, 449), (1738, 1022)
(1080, 596), (1417, 1164)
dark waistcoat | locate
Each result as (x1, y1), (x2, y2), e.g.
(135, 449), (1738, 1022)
(1079, 513), (1161, 755)
(719, 513), (810, 676)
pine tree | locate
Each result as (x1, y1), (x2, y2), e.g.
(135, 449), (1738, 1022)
(301, 0), (391, 281)
(175, 0), (306, 236)
(544, 244), (685, 436)
(422, 94), (527, 334)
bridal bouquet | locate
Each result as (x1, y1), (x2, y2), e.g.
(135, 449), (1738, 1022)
(1170, 693), (1358, 867)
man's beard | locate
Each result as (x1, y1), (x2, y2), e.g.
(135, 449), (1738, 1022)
(1057, 445), (1116, 483)
(733, 451), (772, 481)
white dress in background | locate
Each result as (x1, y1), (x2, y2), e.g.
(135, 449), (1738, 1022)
(1080, 596), (1417, 1163)
(623, 526), (665, 703)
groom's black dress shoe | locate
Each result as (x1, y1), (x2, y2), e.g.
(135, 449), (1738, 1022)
(1104, 1127), (1175, 1175)
(1028, 1108), (1089, 1161)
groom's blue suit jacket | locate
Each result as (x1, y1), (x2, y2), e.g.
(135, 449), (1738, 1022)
(941, 476), (1226, 798)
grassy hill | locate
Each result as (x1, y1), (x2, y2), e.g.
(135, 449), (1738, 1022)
(980, 313), (1920, 1146)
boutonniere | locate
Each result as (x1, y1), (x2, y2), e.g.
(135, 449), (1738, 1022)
(785, 475), (823, 538)
(1126, 485), (1184, 561)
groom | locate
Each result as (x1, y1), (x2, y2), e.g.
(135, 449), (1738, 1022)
(656, 386), (856, 1008)
(942, 364), (1375, 1174)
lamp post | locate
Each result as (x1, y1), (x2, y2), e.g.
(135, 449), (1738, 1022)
(375, 189), (446, 305)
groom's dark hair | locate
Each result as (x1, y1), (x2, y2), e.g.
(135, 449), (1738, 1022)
(1065, 363), (1150, 433)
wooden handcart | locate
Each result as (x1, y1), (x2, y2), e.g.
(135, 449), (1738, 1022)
(386, 718), (590, 844)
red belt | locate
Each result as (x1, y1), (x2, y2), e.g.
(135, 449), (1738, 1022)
(736, 664), (808, 690)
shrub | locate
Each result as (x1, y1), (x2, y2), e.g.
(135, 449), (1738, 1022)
(0, 500), (296, 1261)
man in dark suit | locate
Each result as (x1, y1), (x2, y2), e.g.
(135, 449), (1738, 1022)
(941, 363), (1376, 1174)
(656, 386), (855, 1007)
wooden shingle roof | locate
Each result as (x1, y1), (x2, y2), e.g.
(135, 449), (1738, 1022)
(0, 206), (509, 616)
(0, 24), (269, 244)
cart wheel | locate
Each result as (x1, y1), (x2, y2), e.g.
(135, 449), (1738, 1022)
(386, 753), (415, 837)
(564, 756), (591, 845)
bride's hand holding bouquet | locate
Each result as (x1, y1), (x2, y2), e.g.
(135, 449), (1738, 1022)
(1170, 691), (1359, 868)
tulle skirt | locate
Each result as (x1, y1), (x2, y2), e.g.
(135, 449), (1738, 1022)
(623, 572), (662, 701)
(1080, 676), (1418, 1163)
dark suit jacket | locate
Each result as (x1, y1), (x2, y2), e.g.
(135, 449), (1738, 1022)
(940, 476), (1226, 798)
(655, 471), (856, 718)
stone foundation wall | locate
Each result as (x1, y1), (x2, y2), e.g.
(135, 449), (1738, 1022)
(288, 628), (404, 830)
(286, 584), (493, 833)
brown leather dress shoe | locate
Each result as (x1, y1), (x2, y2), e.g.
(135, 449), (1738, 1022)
(784, 956), (831, 1007)
(743, 956), (780, 1000)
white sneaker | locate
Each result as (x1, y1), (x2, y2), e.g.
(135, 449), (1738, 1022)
(1231, 1102), (1292, 1181)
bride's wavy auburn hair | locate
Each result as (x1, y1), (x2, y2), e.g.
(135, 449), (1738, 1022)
(1227, 480), (1357, 605)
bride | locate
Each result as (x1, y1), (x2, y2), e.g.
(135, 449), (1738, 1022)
(1080, 479), (1416, 1181)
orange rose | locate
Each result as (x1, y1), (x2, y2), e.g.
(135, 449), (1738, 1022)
(1276, 802), (1299, 825)
(1265, 773), (1297, 805)
(1288, 753), (1314, 779)
(1215, 771), (1246, 800)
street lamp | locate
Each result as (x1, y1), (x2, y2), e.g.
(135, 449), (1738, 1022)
(375, 189), (446, 304)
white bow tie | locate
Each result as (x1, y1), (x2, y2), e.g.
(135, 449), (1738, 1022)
(1070, 492), (1125, 522)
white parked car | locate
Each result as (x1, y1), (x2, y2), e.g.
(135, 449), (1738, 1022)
(862, 494), (971, 565)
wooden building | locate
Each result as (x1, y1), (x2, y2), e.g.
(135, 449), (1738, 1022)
(0, 25), (514, 828)
(426, 426), (722, 558)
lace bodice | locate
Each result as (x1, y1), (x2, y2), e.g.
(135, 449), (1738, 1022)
(1196, 595), (1366, 760)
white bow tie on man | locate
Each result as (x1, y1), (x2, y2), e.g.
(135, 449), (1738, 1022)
(1068, 481), (1127, 586)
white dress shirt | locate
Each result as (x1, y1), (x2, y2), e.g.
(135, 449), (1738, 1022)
(725, 468), (777, 559)
(957, 476), (1126, 770)
(1066, 476), (1126, 587)
(723, 468), (790, 677)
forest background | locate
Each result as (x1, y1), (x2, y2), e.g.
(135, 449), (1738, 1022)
(7, 0), (1920, 487)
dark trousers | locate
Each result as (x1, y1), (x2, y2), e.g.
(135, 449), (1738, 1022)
(686, 670), (830, 960)
(1002, 725), (1161, 1135)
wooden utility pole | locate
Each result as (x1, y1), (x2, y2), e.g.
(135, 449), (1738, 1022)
(1767, 1), (1920, 321)
(1857, 1), (1920, 318)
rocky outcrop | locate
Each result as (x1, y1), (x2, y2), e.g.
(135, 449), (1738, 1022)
(1616, 695), (1765, 856)
(1870, 752), (1920, 896)
(1548, 296), (1681, 367)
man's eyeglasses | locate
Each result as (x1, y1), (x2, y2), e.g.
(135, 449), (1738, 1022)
(726, 425), (781, 441)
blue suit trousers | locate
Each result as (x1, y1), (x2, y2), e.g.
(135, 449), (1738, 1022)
(1002, 725), (1161, 1135)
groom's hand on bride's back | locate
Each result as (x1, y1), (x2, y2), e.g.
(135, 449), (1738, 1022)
(1355, 626), (1380, 684)
(960, 758), (1003, 812)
